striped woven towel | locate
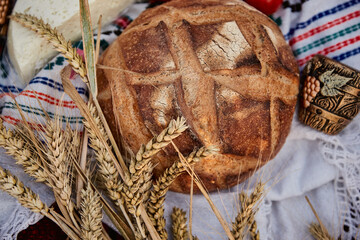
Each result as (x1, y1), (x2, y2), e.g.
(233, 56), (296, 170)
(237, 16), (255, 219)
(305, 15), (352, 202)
(276, 0), (360, 69)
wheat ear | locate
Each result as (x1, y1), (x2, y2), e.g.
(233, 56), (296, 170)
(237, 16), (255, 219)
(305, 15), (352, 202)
(122, 117), (188, 217)
(309, 223), (334, 240)
(0, 166), (83, 240)
(120, 117), (187, 238)
(232, 182), (264, 239)
(80, 181), (103, 240)
(84, 104), (137, 234)
(171, 207), (191, 240)
(64, 124), (81, 163)
(85, 105), (124, 204)
(0, 119), (48, 183)
(248, 214), (260, 240)
(0, 166), (49, 214)
(171, 207), (188, 240)
(85, 105), (122, 202)
(130, 117), (188, 175)
(148, 146), (216, 239)
(44, 120), (76, 221)
(10, 13), (87, 83)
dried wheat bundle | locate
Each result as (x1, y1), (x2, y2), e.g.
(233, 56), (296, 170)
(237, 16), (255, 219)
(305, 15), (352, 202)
(0, 9), (274, 240)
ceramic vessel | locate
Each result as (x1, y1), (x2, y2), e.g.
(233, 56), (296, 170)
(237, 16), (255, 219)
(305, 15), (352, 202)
(299, 55), (360, 135)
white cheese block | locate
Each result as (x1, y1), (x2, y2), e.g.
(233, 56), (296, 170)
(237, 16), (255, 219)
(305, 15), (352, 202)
(7, 0), (134, 85)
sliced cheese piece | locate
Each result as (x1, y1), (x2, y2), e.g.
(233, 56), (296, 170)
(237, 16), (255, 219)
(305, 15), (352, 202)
(7, 0), (134, 85)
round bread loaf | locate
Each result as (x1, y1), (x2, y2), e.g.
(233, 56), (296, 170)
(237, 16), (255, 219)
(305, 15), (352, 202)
(97, 0), (299, 193)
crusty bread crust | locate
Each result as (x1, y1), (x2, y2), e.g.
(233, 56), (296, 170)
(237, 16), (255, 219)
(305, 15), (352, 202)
(97, 0), (299, 193)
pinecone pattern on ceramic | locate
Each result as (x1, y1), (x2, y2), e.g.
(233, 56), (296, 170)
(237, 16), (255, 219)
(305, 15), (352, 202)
(0, 0), (9, 25)
(302, 76), (321, 108)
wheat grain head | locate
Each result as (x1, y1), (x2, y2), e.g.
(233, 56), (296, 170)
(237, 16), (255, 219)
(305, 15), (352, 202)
(0, 166), (49, 214)
(10, 13), (88, 84)
(80, 181), (103, 240)
(0, 119), (48, 183)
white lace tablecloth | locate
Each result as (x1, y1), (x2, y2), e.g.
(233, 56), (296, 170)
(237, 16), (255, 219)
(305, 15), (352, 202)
(0, 1), (360, 239)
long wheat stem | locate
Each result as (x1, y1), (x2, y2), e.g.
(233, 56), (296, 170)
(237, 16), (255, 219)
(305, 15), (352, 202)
(148, 146), (215, 239)
(306, 196), (334, 240)
(10, 13), (88, 84)
(80, 181), (103, 240)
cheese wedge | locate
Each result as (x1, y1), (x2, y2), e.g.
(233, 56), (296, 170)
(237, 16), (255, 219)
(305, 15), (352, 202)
(7, 0), (134, 85)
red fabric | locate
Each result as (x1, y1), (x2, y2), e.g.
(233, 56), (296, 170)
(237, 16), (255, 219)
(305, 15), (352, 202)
(17, 216), (67, 240)
(18, 216), (124, 240)
(18, 204), (124, 240)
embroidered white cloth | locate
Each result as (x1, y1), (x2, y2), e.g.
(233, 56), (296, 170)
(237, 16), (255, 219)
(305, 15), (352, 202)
(0, 1), (359, 239)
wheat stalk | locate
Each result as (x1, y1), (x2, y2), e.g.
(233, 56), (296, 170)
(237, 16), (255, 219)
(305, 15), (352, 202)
(10, 13), (88, 84)
(309, 223), (334, 240)
(0, 119), (48, 183)
(0, 166), (81, 238)
(80, 181), (103, 240)
(0, 166), (49, 214)
(232, 182), (264, 239)
(60, 49), (161, 239)
(148, 146), (216, 239)
(306, 196), (334, 240)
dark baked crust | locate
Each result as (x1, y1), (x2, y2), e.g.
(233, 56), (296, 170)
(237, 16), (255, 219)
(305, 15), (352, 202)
(97, 0), (299, 193)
